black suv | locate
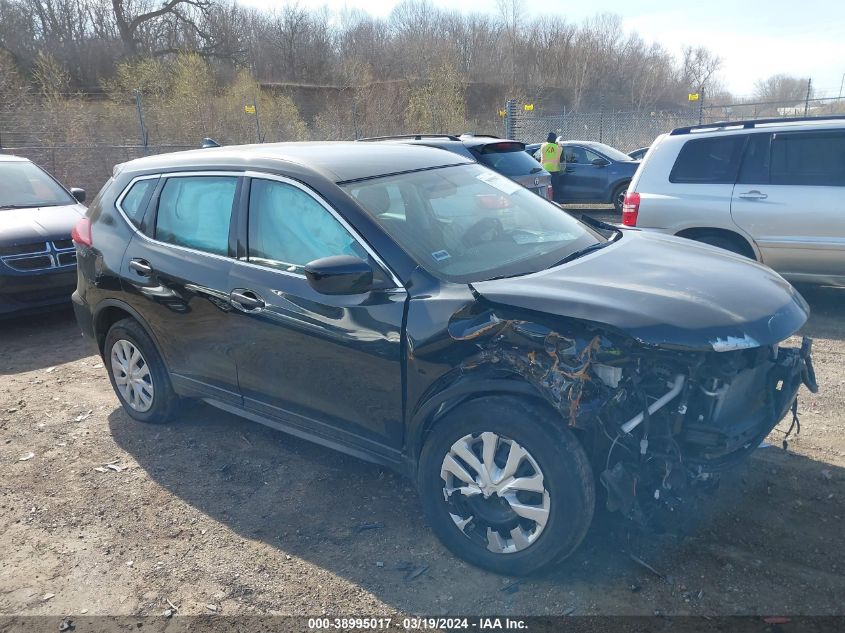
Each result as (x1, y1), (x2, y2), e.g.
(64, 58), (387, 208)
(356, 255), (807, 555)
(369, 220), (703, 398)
(73, 142), (816, 575)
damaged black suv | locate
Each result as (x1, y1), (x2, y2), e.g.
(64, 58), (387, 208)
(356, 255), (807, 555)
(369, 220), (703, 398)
(72, 142), (817, 575)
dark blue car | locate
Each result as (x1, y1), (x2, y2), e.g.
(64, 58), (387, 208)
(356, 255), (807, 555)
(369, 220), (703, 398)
(526, 140), (640, 212)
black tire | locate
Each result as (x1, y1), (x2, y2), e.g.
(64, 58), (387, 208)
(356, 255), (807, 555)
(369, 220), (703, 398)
(612, 182), (629, 214)
(693, 232), (752, 258)
(417, 396), (595, 575)
(104, 318), (181, 424)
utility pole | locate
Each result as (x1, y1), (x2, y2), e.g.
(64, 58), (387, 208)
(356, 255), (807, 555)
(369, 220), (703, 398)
(134, 91), (149, 154)
(698, 86), (705, 125)
(598, 92), (604, 142)
(804, 78), (812, 116)
(504, 99), (517, 140)
(253, 95), (262, 143)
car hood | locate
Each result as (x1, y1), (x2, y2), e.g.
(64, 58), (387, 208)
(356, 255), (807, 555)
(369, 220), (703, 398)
(0, 204), (85, 244)
(471, 231), (809, 352)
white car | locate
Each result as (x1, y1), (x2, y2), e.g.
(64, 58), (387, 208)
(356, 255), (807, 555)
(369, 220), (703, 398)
(622, 116), (845, 285)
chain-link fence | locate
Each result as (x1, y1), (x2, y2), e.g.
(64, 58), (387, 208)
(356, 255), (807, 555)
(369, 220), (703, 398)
(504, 96), (845, 151)
(2, 145), (195, 196)
(4, 93), (845, 196)
(506, 109), (699, 151)
(0, 90), (309, 196)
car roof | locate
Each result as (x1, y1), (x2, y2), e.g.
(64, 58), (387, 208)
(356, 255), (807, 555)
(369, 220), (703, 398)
(560, 140), (606, 148)
(669, 117), (845, 138)
(117, 142), (472, 183)
(0, 154), (31, 163)
(371, 138), (476, 160)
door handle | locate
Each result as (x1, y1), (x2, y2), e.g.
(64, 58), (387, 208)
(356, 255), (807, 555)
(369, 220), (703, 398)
(230, 289), (265, 311)
(738, 190), (768, 200)
(129, 258), (152, 276)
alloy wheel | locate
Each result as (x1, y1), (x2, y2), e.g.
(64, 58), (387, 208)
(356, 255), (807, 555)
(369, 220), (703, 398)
(440, 431), (550, 554)
(110, 339), (154, 412)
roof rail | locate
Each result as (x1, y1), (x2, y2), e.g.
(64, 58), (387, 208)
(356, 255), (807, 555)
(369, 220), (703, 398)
(670, 115), (845, 135)
(356, 134), (462, 142)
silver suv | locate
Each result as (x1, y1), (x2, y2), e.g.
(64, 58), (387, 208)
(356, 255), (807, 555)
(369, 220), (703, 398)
(623, 116), (845, 285)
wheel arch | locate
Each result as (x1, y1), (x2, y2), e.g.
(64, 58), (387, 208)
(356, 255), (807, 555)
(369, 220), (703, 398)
(93, 300), (169, 371)
(674, 226), (759, 260)
(609, 177), (631, 195)
(406, 377), (568, 478)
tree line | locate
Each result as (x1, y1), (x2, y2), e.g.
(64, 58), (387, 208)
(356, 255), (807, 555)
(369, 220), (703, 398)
(0, 0), (822, 146)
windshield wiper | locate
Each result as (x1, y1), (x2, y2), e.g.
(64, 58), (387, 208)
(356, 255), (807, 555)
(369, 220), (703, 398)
(0, 203), (61, 210)
(549, 240), (616, 268)
(579, 213), (623, 240)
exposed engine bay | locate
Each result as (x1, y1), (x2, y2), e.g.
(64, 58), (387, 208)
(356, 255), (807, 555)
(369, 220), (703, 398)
(446, 300), (818, 530)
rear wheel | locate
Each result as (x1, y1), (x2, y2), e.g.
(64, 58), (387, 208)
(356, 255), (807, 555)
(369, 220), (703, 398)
(612, 183), (629, 214)
(418, 396), (595, 575)
(104, 318), (181, 423)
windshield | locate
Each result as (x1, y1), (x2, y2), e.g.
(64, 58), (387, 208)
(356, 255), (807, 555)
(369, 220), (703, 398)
(0, 161), (75, 209)
(343, 163), (602, 283)
(586, 142), (633, 162)
(472, 143), (543, 176)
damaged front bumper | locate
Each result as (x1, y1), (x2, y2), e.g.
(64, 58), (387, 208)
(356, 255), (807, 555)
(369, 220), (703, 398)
(600, 336), (818, 528)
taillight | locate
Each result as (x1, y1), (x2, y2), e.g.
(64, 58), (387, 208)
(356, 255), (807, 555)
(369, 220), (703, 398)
(621, 191), (640, 226)
(71, 217), (92, 247)
(546, 184), (553, 200)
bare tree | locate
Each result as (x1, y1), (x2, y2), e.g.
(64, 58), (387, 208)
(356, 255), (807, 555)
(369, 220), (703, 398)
(753, 74), (811, 105)
(681, 45), (721, 94)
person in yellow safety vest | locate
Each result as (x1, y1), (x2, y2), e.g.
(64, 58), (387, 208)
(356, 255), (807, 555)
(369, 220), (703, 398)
(536, 132), (562, 202)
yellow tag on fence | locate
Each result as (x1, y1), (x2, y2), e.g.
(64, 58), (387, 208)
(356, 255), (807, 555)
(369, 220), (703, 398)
(523, 104), (534, 111)
(688, 93), (700, 101)
(244, 104), (256, 114)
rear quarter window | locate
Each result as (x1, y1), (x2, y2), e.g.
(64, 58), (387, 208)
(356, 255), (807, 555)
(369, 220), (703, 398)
(118, 178), (159, 227)
(669, 136), (746, 184)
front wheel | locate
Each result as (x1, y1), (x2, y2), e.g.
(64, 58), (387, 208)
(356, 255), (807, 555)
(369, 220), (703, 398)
(417, 396), (595, 575)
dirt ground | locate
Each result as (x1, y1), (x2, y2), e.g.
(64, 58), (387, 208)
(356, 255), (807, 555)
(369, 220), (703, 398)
(1, 276), (844, 618)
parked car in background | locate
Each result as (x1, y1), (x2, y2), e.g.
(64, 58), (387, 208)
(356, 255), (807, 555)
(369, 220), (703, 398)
(527, 140), (639, 211)
(0, 154), (86, 316)
(623, 116), (845, 286)
(359, 134), (553, 201)
(627, 147), (649, 160)
(73, 142), (815, 575)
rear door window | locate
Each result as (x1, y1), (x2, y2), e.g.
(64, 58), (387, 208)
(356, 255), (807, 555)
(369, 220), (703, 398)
(154, 176), (237, 256)
(770, 130), (845, 186)
(737, 134), (771, 184)
(669, 136), (746, 183)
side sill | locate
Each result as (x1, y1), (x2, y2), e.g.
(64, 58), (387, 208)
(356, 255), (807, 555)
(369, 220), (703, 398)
(201, 397), (409, 477)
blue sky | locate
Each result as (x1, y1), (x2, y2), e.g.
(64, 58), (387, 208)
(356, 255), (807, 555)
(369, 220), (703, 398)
(237, 0), (845, 98)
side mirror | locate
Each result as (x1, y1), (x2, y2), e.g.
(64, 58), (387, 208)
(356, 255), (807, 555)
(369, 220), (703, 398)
(70, 188), (86, 203)
(304, 255), (374, 295)
(591, 158), (610, 167)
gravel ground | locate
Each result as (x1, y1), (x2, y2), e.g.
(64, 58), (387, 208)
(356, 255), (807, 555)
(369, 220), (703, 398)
(1, 258), (843, 618)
